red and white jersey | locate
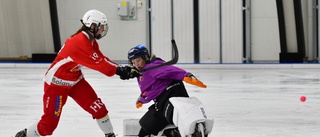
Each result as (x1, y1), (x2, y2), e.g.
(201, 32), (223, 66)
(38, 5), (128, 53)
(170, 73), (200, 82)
(44, 31), (118, 87)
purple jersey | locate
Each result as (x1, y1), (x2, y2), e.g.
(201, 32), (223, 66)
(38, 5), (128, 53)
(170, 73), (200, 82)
(137, 58), (189, 103)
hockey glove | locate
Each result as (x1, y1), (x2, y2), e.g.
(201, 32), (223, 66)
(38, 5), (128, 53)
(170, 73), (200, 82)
(136, 102), (143, 109)
(136, 91), (146, 109)
(130, 66), (141, 78)
(136, 96), (143, 108)
(116, 66), (141, 80)
(183, 73), (207, 88)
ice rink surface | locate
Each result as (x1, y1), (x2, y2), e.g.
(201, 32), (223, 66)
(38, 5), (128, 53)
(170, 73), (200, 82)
(1, 63), (320, 137)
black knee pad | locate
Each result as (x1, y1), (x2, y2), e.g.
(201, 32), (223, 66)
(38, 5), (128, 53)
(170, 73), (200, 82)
(163, 100), (174, 124)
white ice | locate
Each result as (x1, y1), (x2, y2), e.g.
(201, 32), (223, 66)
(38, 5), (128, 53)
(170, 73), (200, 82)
(1, 63), (320, 137)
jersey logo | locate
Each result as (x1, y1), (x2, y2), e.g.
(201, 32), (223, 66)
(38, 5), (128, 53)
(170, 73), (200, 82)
(90, 99), (105, 113)
(54, 96), (63, 118)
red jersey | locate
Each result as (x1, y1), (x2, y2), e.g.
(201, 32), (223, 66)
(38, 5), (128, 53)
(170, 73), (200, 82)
(44, 31), (118, 87)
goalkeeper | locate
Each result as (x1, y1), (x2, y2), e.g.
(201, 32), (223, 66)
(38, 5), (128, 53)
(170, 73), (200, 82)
(126, 45), (207, 137)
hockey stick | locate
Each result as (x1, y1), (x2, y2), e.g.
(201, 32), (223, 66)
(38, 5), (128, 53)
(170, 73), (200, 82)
(141, 39), (179, 72)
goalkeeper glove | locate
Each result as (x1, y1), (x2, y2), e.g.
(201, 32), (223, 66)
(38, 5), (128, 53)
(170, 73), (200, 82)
(183, 73), (207, 88)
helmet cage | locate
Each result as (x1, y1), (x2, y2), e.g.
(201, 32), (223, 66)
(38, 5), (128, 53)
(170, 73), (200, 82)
(92, 23), (109, 39)
(98, 24), (108, 39)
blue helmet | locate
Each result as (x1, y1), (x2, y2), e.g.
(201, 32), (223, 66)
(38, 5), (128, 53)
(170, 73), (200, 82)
(128, 45), (150, 64)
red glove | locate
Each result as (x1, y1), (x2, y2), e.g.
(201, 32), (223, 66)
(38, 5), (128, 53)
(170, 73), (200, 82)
(183, 73), (207, 88)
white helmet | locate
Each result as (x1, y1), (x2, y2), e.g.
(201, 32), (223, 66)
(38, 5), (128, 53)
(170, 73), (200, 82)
(81, 9), (109, 39)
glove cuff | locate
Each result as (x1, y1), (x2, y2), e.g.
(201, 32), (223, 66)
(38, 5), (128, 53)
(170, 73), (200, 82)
(136, 102), (143, 108)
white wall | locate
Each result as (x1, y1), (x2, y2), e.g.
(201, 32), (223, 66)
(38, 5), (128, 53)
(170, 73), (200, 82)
(150, 0), (172, 62)
(0, 0), (54, 58)
(199, 0), (220, 63)
(152, 0), (242, 63)
(250, 0), (316, 62)
(0, 0), (318, 63)
(221, 0), (243, 63)
(56, 0), (147, 61)
(151, 0), (194, 63)
(173, 0), (194, 63)
(251, 0), (280, 62)
(306, 0), (315, 61)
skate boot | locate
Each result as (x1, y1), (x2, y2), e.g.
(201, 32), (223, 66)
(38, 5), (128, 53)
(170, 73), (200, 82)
(15, 129), (27, 137)
(105, 132), (116, 137)
(192, 122), (208, 137)
(163, 128), (181, 137)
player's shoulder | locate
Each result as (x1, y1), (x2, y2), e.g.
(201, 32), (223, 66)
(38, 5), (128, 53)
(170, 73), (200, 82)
(150, 57), (164, 63)
(67, 33), (91, 46)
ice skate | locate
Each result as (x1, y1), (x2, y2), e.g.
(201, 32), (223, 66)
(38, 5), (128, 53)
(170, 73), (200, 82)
(191, 122), (207, 137)
(15, 129), (27, 137)
(105, 132), (116, 137)
(163, 128), (181, 137)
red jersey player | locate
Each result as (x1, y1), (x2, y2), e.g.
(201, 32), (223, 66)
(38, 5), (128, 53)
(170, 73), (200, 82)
(14, 9), (136, 137)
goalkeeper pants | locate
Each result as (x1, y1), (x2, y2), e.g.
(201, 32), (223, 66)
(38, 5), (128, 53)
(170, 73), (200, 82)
(138, 80), (189, 136)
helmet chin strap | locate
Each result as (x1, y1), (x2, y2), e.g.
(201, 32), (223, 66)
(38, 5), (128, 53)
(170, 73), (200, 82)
(86, 28), (102, 40)
(83, 29), (94, 41)
(91, 23), (102, 40)
(95, 33), (102, 39)
(86, 26), (103, 40)
(80, 19), (102, 40)
(89, 26), (98, 39)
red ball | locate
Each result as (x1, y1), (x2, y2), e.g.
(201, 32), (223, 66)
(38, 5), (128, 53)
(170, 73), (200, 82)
(300, 96), (306, 102)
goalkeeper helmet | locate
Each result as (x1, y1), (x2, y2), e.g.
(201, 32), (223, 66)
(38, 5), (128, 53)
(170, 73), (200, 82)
(81, 9), (109, 39)
(128, 45), (150, 64)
